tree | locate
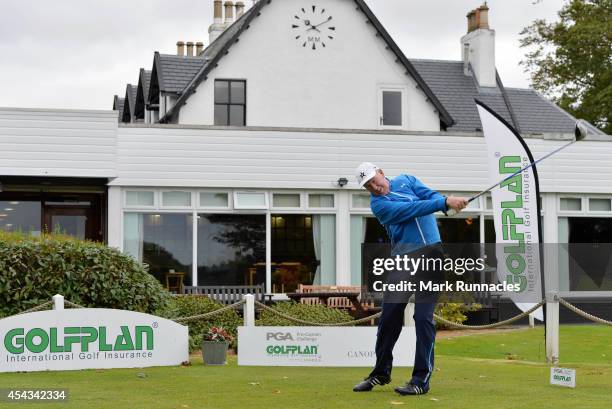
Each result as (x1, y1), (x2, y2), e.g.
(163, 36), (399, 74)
(519, 0), (612, 134)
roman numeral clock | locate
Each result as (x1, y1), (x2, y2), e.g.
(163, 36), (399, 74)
(292, 5), (336, 50)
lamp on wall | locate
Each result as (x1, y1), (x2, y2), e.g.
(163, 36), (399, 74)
(337, 178), (349, 187)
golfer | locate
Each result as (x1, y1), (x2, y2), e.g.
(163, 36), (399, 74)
(352, 162), (468, 396)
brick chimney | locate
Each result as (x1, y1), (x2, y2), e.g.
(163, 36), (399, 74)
(176, 41), (185, 56)
(460, 2), (496, 87)
(209, 0), (225, 43)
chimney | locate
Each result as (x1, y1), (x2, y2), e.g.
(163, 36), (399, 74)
(196, 41), (204, 55)
(176, 41), (185, 56)
(224, 1), (235, 26)
(460, 2), (496, 87)
(209, 0), (225, 43)
(186, 41), (194, 57)
(235, 1), (245, 19)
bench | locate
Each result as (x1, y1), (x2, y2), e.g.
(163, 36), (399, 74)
(183, 284), (272, 305)
(297, 285), (376, 312)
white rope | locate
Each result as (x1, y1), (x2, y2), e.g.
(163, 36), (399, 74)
(558, 297), (612, 326)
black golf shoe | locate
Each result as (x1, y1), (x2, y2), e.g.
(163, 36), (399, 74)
(352, 375), (391, 392)
(394, 382), (429, 396)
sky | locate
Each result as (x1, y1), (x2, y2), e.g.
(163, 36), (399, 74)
(0, 0), (567, 110)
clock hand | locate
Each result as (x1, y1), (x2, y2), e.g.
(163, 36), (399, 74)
(311, 16), (333, 29)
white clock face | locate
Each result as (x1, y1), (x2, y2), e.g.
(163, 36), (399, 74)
(291, 5), (336, 50)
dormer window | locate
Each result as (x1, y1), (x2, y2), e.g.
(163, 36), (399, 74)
(214, 79), (246, 126)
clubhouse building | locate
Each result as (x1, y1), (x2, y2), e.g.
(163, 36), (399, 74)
(1, 1), (610, 309)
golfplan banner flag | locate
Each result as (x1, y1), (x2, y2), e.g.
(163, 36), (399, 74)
(476, 100), (544, 320)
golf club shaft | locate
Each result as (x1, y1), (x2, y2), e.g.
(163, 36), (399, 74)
(468, 139), (578, 203)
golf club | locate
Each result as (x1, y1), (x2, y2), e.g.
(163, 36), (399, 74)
(446, 120), (589, 216)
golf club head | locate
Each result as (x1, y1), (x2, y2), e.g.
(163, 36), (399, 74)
(574, 120), (588, 141)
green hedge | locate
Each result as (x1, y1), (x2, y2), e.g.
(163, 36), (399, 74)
(160, 295), (242, 352)
(256, 301), (354, 326)
(0, 232), (171, 318)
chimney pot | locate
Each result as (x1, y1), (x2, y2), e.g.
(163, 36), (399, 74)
(176, 41), (185, 56)
(224, 1), (235, 26)
(186, 41), (194, 56)
(236, 1), (245, 19)
(214, 0), (223, 24)
(478, 3), (490, 29)
(196, 41), (204, 55)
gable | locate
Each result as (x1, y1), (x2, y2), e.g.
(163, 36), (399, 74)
(168, 0), (452, 130)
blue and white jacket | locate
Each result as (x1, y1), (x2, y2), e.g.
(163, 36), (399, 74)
(370, 174), (448, 255)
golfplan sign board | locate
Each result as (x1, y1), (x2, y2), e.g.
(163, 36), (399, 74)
(0, 308), (188, 372)
(238, 326), (415, 366)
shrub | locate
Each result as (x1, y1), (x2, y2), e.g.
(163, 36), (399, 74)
(0, 231), (171, 317)
(160, 295), (242, 352)
(435, 296), (481, 330)
(256, 301), (354, 326)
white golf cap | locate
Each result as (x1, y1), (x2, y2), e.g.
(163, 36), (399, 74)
(355, 162), (380, 188)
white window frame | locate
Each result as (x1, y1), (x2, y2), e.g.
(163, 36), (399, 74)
(124, 189), (156, 209)
(233, 191), (269, 210)
(197, 190), (232, 210)
(350, 192), (372, 212)
(271, 191), (304, 211)
(587, 197), (612, 214)
(378, 85), (406, 130)
(306, 192), (337, 211)
(558, 196), (584, 214)
(160, 190), (194, 209)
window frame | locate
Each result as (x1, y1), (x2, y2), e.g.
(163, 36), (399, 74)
(378, 85), (406, 129)
(214, 79), (247, 126)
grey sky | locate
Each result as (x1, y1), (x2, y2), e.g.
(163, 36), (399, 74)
(0, 0), (566, 110)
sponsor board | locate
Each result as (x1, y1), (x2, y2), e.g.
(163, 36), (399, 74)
(550, 367), (576, 388)
(238, 326), (415, 366)
(0, 309), (188, 373)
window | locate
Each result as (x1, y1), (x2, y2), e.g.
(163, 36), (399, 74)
(589, 198), (611, 212)
(308, 194), (334, 208)
(560, 197), (582, 212)
(214, 80), (246, 126)
(199, 192), (229, 208)
(379, 88), (404, 127)
(273, 193), (301, 208)
(162, 191), (192, 207)
(126, 191), (154, 207)
(234, 192), (268, 209)
(351, 193), (371, 209)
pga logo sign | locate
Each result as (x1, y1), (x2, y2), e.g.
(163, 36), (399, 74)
(266, 332), (294, 341)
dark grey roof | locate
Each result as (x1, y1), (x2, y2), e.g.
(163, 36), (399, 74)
(155, 53), (206, 94)
(161, 0), (454, 126)
(112, 95), (125, 122)
(122, 84), (137, 122)
(140, 69), (152, 103)
(409, 59), (605, 135)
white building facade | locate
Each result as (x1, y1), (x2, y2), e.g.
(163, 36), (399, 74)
(2, 0), (611, 301)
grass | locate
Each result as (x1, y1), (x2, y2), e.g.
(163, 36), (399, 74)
(0, 325), (610, 409)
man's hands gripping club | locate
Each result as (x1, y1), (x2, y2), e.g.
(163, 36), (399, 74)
(445, 196), (469, 216)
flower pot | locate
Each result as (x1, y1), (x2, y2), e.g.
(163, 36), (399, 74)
(201, 341), (229, 365)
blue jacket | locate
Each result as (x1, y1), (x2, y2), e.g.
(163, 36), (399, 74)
(370, 174), (448, 254)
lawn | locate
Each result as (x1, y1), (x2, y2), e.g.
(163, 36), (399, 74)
(1, 325), (610, 409)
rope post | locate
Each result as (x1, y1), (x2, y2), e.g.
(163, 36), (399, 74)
(545, 291), (559, 365)
(528, 313), (535, 328)
(244, 294), (255, 327)
(404, 294), (415, 327)
(52, 294), (64, 311)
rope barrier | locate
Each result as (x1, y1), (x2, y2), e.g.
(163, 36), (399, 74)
(16, 301), (53, 315)
(254, 300), (382, 326)
(64, 300), (85, 309)
(432, 301), (545, 330)
(558, 297), (612, 326)
(173, 300), (246, 324)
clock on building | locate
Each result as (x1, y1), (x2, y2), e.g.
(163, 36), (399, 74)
(291, 5), (336, 50)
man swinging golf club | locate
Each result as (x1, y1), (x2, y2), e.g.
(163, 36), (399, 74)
(352, 162), (468, 396)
